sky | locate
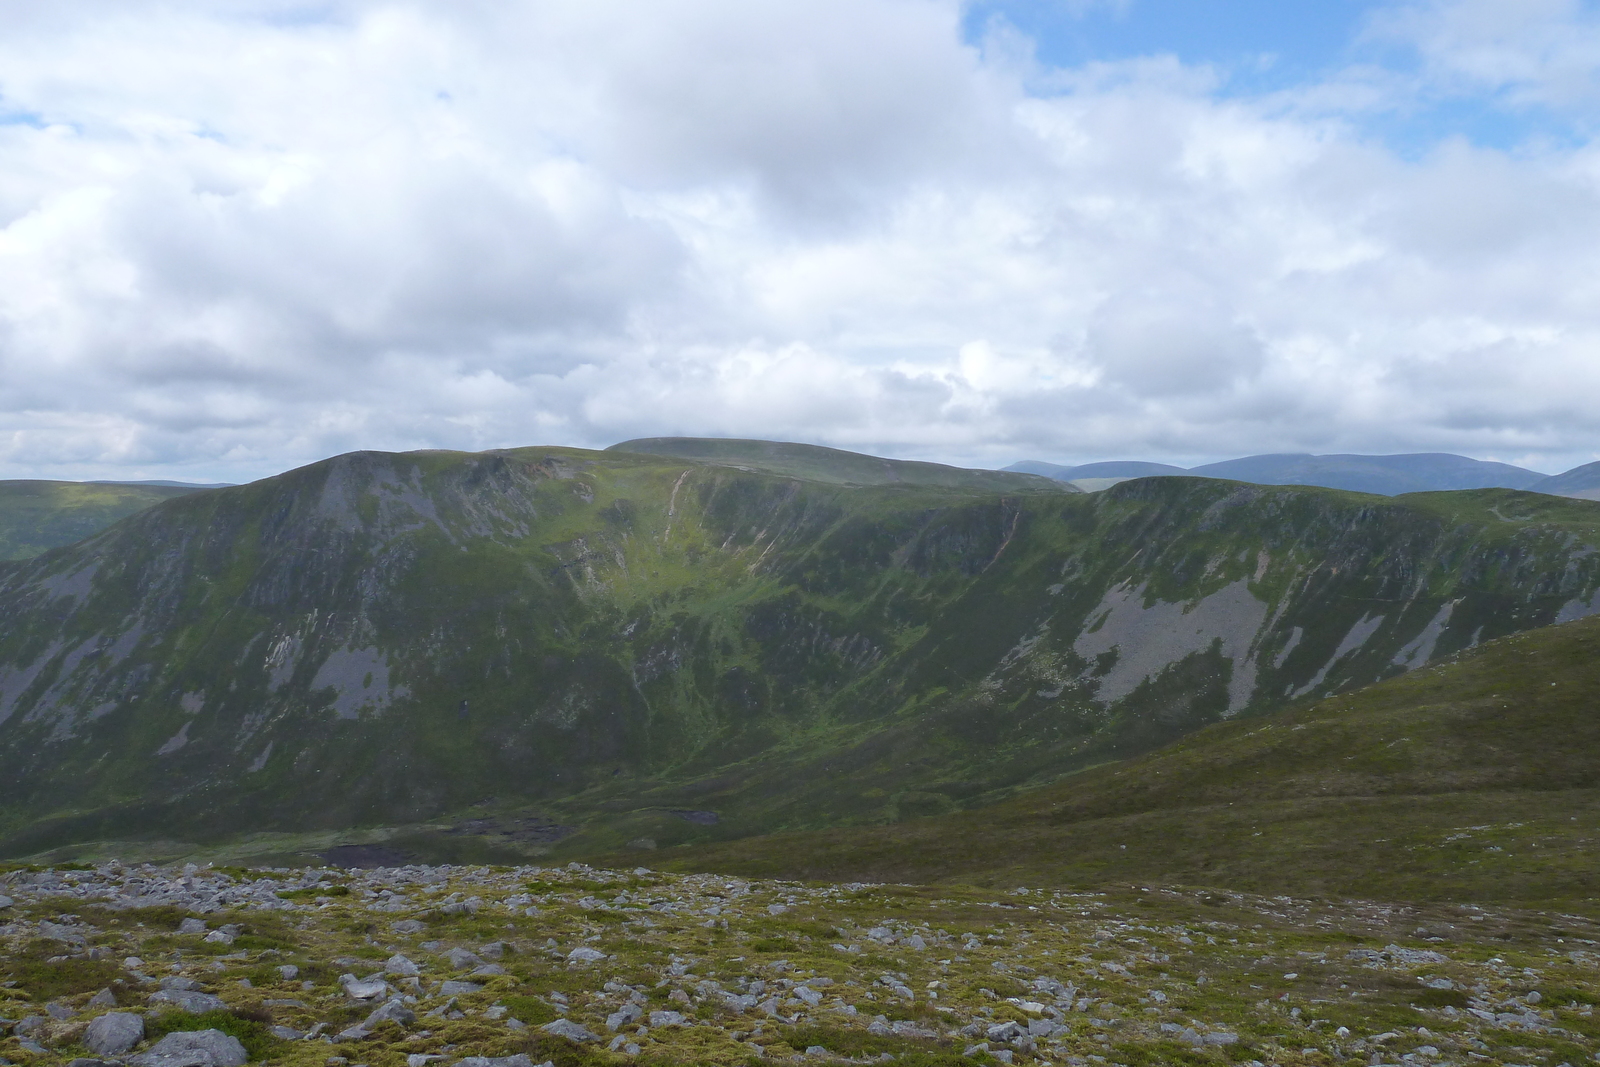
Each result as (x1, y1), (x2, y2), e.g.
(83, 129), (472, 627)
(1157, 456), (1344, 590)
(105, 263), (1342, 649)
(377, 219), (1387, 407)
(3, 1), (1600, 481)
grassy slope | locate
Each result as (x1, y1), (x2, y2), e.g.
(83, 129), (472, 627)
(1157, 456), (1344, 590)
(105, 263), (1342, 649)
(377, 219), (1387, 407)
(607, 437), (1070, 493)
(0, 481), (201, 560)
(636, 613), (1600, 909)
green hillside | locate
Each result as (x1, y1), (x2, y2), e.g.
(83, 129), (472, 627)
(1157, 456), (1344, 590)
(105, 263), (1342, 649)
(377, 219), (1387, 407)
(642, 612), (1600, 909)
(608, 436), (1069, 492)
(3, 445), (1600, 862)
(0, 480), (201, 560)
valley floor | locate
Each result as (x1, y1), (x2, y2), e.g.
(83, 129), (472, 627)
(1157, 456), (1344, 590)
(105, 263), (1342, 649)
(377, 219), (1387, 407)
(1, 863), (1596, 1067)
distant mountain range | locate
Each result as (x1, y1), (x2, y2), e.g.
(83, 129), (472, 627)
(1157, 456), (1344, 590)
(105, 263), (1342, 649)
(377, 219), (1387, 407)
(1009, 451), (1600, 497)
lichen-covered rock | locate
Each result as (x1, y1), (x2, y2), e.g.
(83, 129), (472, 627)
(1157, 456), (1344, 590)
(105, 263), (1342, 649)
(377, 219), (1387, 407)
(84, 1012), (144, 1056)
(131, 1029), (248, 1067)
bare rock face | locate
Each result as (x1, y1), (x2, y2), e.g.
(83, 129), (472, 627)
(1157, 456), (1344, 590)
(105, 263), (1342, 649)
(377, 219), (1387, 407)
(84, 1012), (144, 1056)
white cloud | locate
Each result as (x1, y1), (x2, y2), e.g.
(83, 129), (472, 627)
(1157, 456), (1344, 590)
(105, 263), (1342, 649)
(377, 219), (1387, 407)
(0, 0), (1599, 481)
(1368, 0), (1600, 111)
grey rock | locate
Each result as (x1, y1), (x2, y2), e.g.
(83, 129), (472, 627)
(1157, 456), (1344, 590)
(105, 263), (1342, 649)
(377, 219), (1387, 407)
(606, 1004), (643, 1030)
(0, 895), (13, 908)
(201, 930), (234, 945)
(469, 963), (506, 977)
(457, 1057), (536, 1067)
(904, 935), (928, 951)
(160, 976), (204, 991)
(269, 1026), (304, 1041)
(46, 1001), (76, 1020)
(39, 920), (85, 944)
(276, 965), (299, 981)
(14, 1015), (46, 1037)
(385, 954), (420, 977)
(438, 980), (482, 995)
(1203, 1032), (1239, 1046)
(648, 1010), (685, 1027)
(339, 974), (390, 999)
(131, 1029), (248, 1067)
(86, 989), (118, 1009)
(363, 999), (416, 1028)
(1384, 943), (1449, 965)
(176, 918), (208, 935)
(794, 986), (822, 1007)
(85, 1012), (145, 1056)
(445, 948), (483, 970)
(987, 1021), (1027, 1044)
(19, 1039), (49, 1055)
(540, 1018), (600, 1043)
(390, 920), (427, 935)
(262, 999), (307, 1009)
(479, 941), (507, 960)
(566, 947), (605, 963)
(149, 990), (228, 1014)
(69, 1059), (119, 1067)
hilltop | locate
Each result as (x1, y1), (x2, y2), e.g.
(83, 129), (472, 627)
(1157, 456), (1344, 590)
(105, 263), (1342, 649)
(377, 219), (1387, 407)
(607, 438), (1066, 493)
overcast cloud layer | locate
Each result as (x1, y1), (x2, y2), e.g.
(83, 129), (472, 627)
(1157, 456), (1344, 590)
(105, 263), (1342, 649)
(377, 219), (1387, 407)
(3, 0), (1600, 481)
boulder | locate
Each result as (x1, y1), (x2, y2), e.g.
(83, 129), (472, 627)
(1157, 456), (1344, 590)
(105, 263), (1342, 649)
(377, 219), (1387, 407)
(605, 1004), (643, 1030)
(85, 1012), (145, 1056)
(149, 990), (228, 1014)
(385, 954), (421, 977)
(445, 948), (483, 970)
(339, 974), (390, 1000)
(176, 918), (208, 935)
(540, 1018), (600, 1043)
(439, 980), (482, 995)
(131, 1029), (248, 1067)
(363, 999), (417, 1029)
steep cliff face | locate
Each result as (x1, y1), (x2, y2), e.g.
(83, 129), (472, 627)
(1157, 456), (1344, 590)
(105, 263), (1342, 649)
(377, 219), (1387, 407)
(1, 445), (1598, 854)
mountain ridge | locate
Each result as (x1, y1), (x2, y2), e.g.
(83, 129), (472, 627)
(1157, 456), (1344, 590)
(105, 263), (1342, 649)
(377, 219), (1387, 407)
(4, 444), (1600, 861)
(1006, 451), (1554, 496)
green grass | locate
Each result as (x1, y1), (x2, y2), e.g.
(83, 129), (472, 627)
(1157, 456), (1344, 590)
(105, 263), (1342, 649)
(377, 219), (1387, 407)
(146, 1008), (282, 1059)
(639, 612), (1600, 909)
(0, 942), (128, 1000)
(0, 479), (202, 560)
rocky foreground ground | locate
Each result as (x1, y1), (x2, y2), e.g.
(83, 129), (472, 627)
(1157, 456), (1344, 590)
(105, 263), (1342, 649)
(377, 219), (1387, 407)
(0, 862), (1596, 1067)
